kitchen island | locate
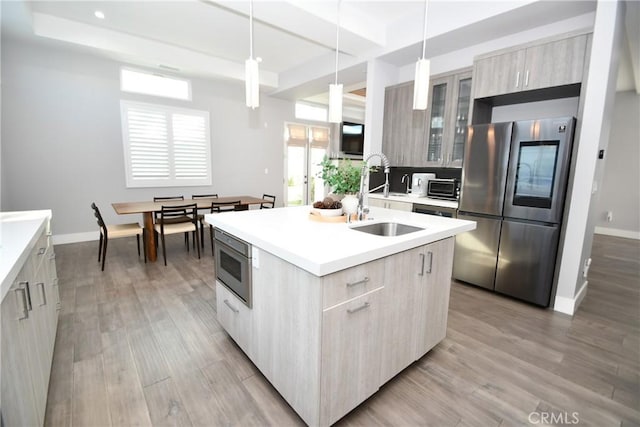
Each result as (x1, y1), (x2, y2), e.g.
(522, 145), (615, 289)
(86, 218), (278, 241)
(206, 206), (475, 426)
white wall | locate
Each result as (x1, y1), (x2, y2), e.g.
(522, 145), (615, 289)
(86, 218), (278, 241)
(554, 0), (626, 315)
(1, 38), (295, 239)
(594, 90), (640, 238)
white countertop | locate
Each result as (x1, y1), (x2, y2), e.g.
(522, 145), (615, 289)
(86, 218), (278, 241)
(0, 210), (51, 301)
(206, 205), (475, 277)
(368, 193), (459, 209)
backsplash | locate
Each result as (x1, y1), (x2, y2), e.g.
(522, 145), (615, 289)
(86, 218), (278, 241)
(369, 167), (461, 194)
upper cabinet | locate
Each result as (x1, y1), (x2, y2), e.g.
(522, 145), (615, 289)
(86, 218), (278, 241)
(425, 71), (472, 168)
(473, 34), (588, 99)
(382, 68), (471, 168)
(381, 81), (427, 167)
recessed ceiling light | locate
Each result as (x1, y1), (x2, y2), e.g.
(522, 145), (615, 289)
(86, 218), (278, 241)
(94, 10), (105, 19)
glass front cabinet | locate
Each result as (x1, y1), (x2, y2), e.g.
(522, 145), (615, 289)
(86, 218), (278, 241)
(424, 69), (472, 168)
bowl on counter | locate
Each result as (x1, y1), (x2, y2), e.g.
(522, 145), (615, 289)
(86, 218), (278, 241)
(311, 208), (343, 217)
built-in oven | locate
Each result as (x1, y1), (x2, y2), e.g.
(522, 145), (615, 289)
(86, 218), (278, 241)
(427, 179), (459, 201)
(214, 229), (252, 308)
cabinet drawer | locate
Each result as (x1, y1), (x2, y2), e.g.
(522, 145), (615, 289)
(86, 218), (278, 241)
(216, 281), (252, 353)
(322, 258), (384, 309)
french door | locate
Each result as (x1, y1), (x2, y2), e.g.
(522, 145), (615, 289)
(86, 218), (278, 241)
(285, 123), (330, 206)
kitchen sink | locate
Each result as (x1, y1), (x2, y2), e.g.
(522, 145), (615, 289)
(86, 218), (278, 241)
(350, 222), (424, 237)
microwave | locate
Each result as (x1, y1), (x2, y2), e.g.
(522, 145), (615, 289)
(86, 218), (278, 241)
(427, 178), (459, 201)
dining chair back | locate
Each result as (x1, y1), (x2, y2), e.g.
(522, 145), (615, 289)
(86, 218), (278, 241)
(206, 200), (242, 254)
(192, 194), (218, 248)
(91, 202), (146, 271)
(154, 203), (200, 266)
(261, 194), (276, 209)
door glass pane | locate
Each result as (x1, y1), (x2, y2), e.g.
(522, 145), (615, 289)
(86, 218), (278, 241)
(513, 141), (559, 208)
(287, 146), (306, 206)
(427, 83), (447, 162)
(452, 78), (471, 163)
(309, 147), (327, 203)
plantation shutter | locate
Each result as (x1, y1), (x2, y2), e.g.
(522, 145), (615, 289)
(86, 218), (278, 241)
(121, 101), (211, 187)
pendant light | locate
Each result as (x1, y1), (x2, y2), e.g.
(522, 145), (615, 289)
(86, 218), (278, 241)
(245, 0), (259, 109)
(328, 0), (342, 123)
(413, 0), (430, 110)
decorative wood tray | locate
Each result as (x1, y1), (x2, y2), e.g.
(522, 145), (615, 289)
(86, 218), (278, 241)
(308, 212), (358, 223)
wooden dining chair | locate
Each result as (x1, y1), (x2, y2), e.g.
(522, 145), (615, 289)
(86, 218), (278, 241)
(261, 194), (276, 209)
(207, 200), (241, 255)
(154, 203), (200, 266)
(153, 195), (189, 248)
(192, 194), (218, 248)
(91, 202), (146, 271)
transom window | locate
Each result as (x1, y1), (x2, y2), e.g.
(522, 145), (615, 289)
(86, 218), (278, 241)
(120, 100), (211, 188)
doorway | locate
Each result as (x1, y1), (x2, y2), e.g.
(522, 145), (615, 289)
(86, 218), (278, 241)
(284, 123), (330, 206)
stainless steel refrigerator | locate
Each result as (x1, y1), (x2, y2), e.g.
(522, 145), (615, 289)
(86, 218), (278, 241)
(453, 117), (576, 306)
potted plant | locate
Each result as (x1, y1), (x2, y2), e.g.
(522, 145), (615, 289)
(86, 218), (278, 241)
(318, 156), (365, 216)
(318, 156), (363, 196)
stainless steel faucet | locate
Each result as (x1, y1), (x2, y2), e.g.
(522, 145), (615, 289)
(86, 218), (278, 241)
(401, 174), (411, 194)
(357, 152), (391, 221)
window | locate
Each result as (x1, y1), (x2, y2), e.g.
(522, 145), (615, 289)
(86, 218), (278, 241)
(295, 102), (328, 122)
(120, 100), (211, 188)
(120, 68), (191, 100)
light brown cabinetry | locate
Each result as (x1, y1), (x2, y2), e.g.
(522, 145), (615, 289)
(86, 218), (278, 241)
(218, 238), (454, 426)
(1, 225), (59, 427)
(382, 69), (471, 168)
(381, 82), (427, 166)
(473, 34), (588, 98)
(368, 197), (413, 211)
(380, 238), (454, 384)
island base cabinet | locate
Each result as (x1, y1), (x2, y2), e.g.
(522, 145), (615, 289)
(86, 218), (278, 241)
(215, 281), (252, 355)
(380, 237), (455, 385)
(320, 289), (382, 426)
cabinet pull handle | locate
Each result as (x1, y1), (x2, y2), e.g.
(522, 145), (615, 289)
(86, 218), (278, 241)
(15, 288), (29, 320)
(224, 299), (239, 314)
(346, 277), (369, 287)
(515, 71), (520, 88)
(20, 281), (33, 311)
(38, 282), (47, 306)
(49, 253), (56, 260)
(419, 253), (426, 276)
(53, 279), (61, 310)
(38, 247), (46, 256)
(347, 302), (370, 314)
(524, 70), (530, 87)
(426, 251), (433, 274)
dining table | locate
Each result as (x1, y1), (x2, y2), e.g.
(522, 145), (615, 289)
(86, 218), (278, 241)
(112, 195), (267, 262)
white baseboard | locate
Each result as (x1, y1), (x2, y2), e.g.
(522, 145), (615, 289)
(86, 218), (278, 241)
(594, 226), (640, 240)
(52, 231), (98, 245)
(553, 280), (588, 316)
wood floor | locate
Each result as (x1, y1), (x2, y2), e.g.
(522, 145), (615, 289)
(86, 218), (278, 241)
(44, 233), (639, 426)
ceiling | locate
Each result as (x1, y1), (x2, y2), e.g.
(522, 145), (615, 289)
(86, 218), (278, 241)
(2, 0), (637, 106)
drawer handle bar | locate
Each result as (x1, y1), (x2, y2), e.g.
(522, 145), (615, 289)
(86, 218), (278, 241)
(346, 277), (369, 287)
(224, 299), (239, 314)
(419, 253), (426, 276)
(38, 247), (46, 256)
(347, 302), (370, 314)
(38, 282), (47, 306)
(426, 251), (433, 274)
(15, 288), (29, 320)
(20, 281), (33, 311)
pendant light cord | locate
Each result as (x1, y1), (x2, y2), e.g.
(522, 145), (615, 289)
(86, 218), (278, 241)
(334, 0), (341, 85)
(421, 0), (428, 60)
(249, 0), (254, 59)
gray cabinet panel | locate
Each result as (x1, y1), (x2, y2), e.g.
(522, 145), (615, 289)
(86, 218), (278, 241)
(473, 50), (525, 98)
(523, 35), (587, 91)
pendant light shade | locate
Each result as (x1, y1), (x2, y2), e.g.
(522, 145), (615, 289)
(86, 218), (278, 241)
(413, 58), (430, 110)
(413, 0), (430, 110)
(245, 0), (259, 109)
(328, 83), (343, 123)
(245, 58), (259, 109)
(328, 0), (342, 123)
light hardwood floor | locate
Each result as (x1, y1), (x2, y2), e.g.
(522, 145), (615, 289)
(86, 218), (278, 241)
(45, 234), (639, 426)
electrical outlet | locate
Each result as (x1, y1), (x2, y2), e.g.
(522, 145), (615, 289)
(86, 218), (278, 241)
(606, 211), (613, 222)
(582, 258), (592, 279)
